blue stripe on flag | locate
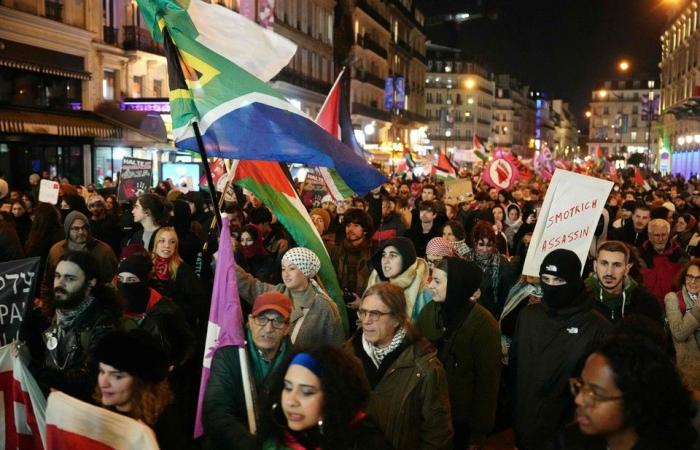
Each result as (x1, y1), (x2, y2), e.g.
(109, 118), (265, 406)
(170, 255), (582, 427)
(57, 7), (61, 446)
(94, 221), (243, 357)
(178, 102), (385, 195)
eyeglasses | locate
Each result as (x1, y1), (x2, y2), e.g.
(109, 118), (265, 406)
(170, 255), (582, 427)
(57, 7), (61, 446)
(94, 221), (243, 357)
(357, 308), (392, 321)
(427, 258), (442, 267)
(252, 315), (288, 329)
(569, 377), (623, 407)
(685, 274), (700, 283)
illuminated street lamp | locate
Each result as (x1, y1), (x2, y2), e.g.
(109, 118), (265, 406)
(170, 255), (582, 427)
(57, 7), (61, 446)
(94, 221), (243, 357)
(618, 60), (630, 72)
(598, 89), (608, 99)
(585, 111), (592, 118)
(464, 78), (476, 90)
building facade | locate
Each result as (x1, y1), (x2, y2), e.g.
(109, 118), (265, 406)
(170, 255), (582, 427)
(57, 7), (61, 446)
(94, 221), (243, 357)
(659, 0), (700, 176)
(334, 0), (427, 168)
(425, 45), (494, 155)
(551, 99), (579, 157)
(492, 74), (535, 156)
(587, 78), (660, 163)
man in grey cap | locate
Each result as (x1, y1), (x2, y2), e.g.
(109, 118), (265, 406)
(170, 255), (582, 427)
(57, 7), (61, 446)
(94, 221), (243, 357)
(41, 210), (118, 298)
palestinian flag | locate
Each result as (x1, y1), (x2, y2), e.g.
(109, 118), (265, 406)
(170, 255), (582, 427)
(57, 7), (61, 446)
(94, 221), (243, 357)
(634, 167), (651, 191)
(315, 68), (366, 201)
(137, 0), (385, 195)
(231, 160), (348, 331)
(432, 150), (457, 179)
(473, 135), (488, 161)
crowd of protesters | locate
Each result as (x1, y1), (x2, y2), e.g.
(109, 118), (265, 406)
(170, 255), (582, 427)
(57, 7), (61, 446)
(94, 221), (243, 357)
(1, 166), (700, 450)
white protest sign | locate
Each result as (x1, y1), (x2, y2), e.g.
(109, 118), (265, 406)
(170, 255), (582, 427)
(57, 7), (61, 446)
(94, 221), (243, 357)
(38, 179), (60, 204)
(522, 170), (613, 277)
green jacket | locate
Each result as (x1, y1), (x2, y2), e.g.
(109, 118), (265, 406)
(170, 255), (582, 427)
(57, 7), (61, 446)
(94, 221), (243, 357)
(415, 301), (501, 445)
(203, 331), (290, 450)
(345, 334), (453, 450)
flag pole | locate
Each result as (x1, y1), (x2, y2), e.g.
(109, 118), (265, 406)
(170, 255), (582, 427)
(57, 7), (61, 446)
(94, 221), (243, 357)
(193, 121), (222, 231)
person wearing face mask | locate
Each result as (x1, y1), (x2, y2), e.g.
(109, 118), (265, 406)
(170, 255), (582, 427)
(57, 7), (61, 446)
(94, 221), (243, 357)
(116, 254), (195, 371)
(510, 248), (612, 450)
(417, 257), (501, 449)
(237, 224), (278, 284)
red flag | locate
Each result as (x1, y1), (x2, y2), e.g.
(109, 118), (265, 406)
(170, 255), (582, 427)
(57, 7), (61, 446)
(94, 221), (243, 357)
(46, 391), (158, 449)
(634, 167), (645, 186)
(0, 344), (46, 450)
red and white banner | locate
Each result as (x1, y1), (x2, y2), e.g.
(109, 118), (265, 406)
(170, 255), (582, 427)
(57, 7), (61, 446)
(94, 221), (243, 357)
(45, 391), (159, 450)
(0, 343), (46, 450)
(482, 157), (518, 190)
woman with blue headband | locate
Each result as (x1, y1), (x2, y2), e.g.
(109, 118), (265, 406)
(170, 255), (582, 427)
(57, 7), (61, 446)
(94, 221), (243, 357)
(262, 346), (392, 450)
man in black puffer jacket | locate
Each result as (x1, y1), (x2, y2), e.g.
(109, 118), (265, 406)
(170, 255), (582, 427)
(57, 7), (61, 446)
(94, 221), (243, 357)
(510, 249), (612, 450)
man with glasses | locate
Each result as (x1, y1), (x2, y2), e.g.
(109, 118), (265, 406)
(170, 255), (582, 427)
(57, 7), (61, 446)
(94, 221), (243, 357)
(639, 218), (689, 304)
(203, 291), (292, 450)
(584, 241), (662, 324)
(42, 210), (117, 298)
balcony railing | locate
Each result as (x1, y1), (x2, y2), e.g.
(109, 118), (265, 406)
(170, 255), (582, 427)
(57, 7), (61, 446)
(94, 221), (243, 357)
(358, 35), (388, 59)
(356, 70), (385, 90)
(123, 26), (165, 55)
(412, 49), (427, 65)
(273, 68), (332, 95)
(352, 102), (392, 122)
(45, 1), (63, 21)
(103, 26), (119, 45)
(395, 39), (412, 56)
(355, 0), (390, 30)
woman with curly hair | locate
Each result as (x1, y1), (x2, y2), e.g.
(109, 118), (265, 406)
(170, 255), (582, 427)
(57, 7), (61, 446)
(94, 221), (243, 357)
(552, 318), (698, 450)
(94, 329), (193, 449)
(262, 346), (392, 450)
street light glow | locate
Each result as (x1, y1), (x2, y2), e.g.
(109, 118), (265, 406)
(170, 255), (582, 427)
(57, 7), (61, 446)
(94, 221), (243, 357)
(618, 60), (630, 72)
(585, 111), (592, 118)
(464, 78), (476, 89)
(598, 90), (608, 99)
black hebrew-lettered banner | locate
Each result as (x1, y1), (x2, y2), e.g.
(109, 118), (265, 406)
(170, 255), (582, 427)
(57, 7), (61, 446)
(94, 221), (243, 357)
(117, 157), (153, 201)
(0, 257), (40, 346)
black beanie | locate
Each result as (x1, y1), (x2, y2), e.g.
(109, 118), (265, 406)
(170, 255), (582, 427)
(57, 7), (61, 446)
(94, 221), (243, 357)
(94, 329), (169, 383)
(371, 237), (417, 280)
(118, 254), (153, 282)
(539, 248), (582, 284)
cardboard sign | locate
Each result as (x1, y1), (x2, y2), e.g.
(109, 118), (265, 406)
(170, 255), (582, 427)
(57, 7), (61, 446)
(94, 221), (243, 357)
(38, 179), (60, 204)
(445, 178), (473, 203)
(117, 157), (153, 201)
(522, 170), (613, 277)
(0, 257), (40, 346)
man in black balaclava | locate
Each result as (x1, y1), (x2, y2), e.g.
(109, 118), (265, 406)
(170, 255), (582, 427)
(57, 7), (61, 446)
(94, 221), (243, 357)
(510, 248), (612, 450)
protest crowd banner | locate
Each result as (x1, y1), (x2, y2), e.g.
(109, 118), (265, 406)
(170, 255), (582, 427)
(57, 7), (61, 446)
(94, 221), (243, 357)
(522, 170), (613, 277)
(0, 257), (40, 346)
(117, 157), (153, 202)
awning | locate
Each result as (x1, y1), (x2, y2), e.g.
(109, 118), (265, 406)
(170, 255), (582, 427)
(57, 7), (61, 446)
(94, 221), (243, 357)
(664, 97), (700, 120)
(0, 57), (91, 80)
(0, 107), (121, 138)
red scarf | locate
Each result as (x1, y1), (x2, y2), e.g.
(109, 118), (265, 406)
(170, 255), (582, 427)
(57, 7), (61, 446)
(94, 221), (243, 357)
(153, 255), (171, 281)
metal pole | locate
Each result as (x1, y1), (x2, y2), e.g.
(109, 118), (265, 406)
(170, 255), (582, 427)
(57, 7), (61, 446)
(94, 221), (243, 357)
(193, 121), (222, 231)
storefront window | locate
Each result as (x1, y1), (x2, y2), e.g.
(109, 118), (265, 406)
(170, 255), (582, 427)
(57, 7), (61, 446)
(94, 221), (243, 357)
(94, 146), (133, 185)
(103, 70), (115, 100)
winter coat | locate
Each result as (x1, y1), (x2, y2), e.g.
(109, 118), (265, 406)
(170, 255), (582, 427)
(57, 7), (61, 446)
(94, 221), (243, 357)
(638, 240), (689, 303)
(664, 288), (700, 390)
(415, 301), (501, 446)
(149, 261), (209, 334)
(373, 213), (407, 245)
(30, 297), (120, 402)
(612, 219), (648, 247)
(329, 237), (375, 296)
(345, 333), (453, 450)
(584, 274), (663, 324)
(510, 296), (612, 450)
(365, 261), (432, 321)
(0, 220), (24, 262)
(236, 265), (345, 348)
(203, 336), (290, 450)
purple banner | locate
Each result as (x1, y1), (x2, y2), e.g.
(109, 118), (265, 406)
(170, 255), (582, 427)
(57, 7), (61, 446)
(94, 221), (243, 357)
(395, 76), (405, 110)
(239, 0), (256, 21)
(384, 77), (394, 110)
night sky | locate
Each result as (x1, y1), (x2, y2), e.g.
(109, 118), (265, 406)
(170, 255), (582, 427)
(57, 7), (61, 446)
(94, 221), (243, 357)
(417, 0), (674, 127)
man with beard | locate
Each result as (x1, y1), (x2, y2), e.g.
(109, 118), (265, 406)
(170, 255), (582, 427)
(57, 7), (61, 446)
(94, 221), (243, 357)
(329, 208), (375, 310)
(510, 249), (611, 450)
(42, 211), (118, 299)
(20, 251), (121, 402)
(584, 240), (662, 324)
(612, 203), (650, 247)
(86, 194), (121, 256)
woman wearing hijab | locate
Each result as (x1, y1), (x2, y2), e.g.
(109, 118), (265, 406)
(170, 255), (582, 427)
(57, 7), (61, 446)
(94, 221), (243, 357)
(504, 204), (523, 252)
(365, 236), (431, 320)
(236, 247), (345, 348)
(417, 257), (501, 449)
